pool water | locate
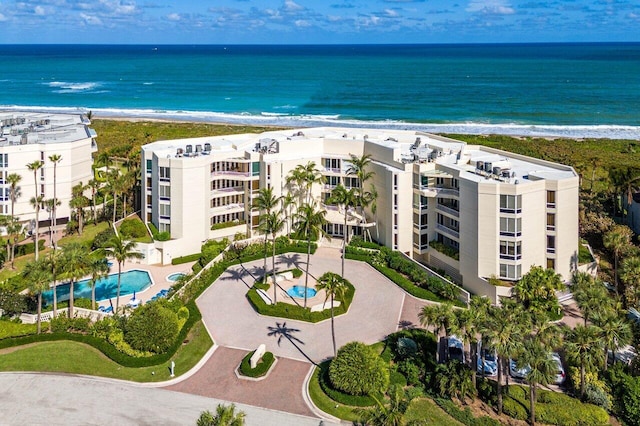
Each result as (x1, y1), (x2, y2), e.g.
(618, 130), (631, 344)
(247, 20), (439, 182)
(42, 270), (153, 305)
(286, 285), (317, 299)
(167, 272), (185, 282)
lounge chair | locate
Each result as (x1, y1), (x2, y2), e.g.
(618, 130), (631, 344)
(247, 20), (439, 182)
(103, 306), (113, 314)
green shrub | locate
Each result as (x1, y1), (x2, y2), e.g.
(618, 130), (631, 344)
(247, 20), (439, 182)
(329, 341), (390, 396)
(118, 218), (148, 239)
(171, 253), (200, 265)
(389, 369), (407, 388)
(429, 240), (460, 260)
(51, 313), (91, 333)
(433, 398), (502, 426)
(502, 397), (528, 421)
(92, 228), (116, 250)
(396, 337), (418, 359)
(317, 360), (376, 407)
(397, 360), (422, 386)
(238, 350), (275, 378)
(14, 239), (46, 257)
(348, 236), (382, 250)
(124, 303), (179, 353)
(0, 289), (27, 316)
(210, 221), (243, 231)
(148, 222), (170, 241)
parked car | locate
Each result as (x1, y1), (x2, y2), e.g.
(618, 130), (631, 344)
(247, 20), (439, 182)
(477, 344), (498, 376)
(447, 335), (465, 363)
(510, 352), (565, 384)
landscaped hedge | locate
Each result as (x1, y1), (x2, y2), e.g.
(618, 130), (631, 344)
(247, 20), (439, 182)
(317, 360), (376, 407)
(171, 253), (201, 265)
(0, 301), (201, 368)
(14, 239), (46, 257)
(503, 385), (609, 426)
(239, 349), (275, 378)
(246, 278), (355, 323)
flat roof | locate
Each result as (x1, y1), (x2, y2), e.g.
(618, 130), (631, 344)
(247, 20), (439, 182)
(0, 111), (93, 146)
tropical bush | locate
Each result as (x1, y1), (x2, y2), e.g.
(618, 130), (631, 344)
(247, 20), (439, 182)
(430, 361), (475, 401)
(0, 289), (27, 317)
(118, 218), (148, 239)
(124, 303), (179, 353)
(317, 360), (376, 407)
(328, 341), (390, 396)
(14, 239), (46, 257)
(51, 313), (91, 333)
(92, 227), (116, 250)
(348, 236), (382, 250)
(238, 350), (275, 378)
(607, 364), (640, 425)
(429, 240), (460, 260)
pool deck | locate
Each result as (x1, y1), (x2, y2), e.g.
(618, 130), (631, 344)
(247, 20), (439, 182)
(96, 260), (196, 309)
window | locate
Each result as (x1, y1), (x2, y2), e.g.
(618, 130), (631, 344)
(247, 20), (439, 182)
(159, 223), (171, 234)
(414, 194), (428, 209)
(500, 217), (522, 236)
(40, 151), (45, 162)
(547, 258), (556, 269)
(146, 159), (152, 173)
(436, 177), (445, 186)
(325, 175), (340, 188)
(159, 203), (171, 219)
(499, 263), (522, 280)
(0, 154), (8, 168)
(393, 194), (398, 210)
(547, 213), (556, 231)
(547, 190), (556, 208)
(500, 194), (522, 213)
(146, 177), (152, 190)
(159, 185), (171, 200)
(159, 167), (170, 181)
(40, 184), (45, 196)
(452, 178), (459, 189)
(344, 176), (359, 189)
(40, 167), (45, 181)
(252, 162), (260, 176)
(500, 241), (522, 260)
(146, 195), (152, 205)
(393, 174), (398, 190)
(324, 158), (340, 171)
(547, 235), (556, 253)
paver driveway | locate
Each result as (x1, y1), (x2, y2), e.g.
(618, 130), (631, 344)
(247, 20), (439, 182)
(197, 253), (407, 363)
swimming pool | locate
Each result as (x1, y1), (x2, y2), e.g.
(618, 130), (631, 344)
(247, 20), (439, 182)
(286, 285), (317, 299)
(166, 272), (185, 282)
(42, 270), (153, 305)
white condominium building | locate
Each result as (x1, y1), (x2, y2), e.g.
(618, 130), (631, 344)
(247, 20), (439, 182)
(142, 127), (578, 302)
(0, 112), (97, 227)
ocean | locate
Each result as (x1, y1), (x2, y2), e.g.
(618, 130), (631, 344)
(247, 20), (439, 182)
(0, 43), (639, 139)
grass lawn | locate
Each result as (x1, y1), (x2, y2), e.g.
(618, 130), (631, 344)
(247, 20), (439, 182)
(0, 252), (38, 283)
(0, 321), (38, 340)
(404, 398), (463, 425)
(308, 365), (360, 422)
(58, 221), (110, 248)
(0, 320), (212, 382)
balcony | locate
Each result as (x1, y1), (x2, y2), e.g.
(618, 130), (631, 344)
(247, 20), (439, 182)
(413, 223), (428, 234)
(210, 202), (245, 215)
(436, 203), (459, 218)
(415, 185), (459, 199)
(211, 186), (244, 197)
(436, 223), (459, 239)
(211, 170), (251, 178)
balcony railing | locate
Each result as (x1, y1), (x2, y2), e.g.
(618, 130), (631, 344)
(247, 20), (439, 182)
(211, 170), (251, 178)
(436, 203), (460, 218)
(436, 223), (459, 239)
(210, 203), (245, 214)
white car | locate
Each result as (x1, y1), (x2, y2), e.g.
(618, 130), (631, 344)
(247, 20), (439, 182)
(477, 345), (498, 376)
(510, 352), (565, 385)
(447, 335), (465, 363)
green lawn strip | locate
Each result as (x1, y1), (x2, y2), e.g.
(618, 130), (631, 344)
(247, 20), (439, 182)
(308, 364), (361, 422)
(404, 398), (464, 425)
(0, 320), (212, 382)
(0, 321), (38, 340)
(57, 222), (110, 248)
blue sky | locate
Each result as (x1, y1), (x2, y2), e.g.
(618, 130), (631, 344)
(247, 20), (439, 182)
(0, 0), (638, 44)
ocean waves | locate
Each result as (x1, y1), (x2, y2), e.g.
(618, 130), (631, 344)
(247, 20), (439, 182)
(44, 81), (105, 94)
(1, 105), (638, 140)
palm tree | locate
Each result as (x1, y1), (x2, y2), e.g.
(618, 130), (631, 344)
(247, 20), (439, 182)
(621, 256), (640, 306)
(287, 161), (322, 207)
(46, 249), (62, 320)
(292, 202), (327, 308)
(197, 403), (246, 426)
(603, 225), (633, 293)
(6, 216), (22, 269)
(355, 386), (407, 426)
(329, 184), (356, 278)
(23, 257), (53, 334)
(346, 153), (376, 240)
(517, 338), (557, 426)
(483, 304), (525, 415)
(26, 160), (44, 260)
(265, 211), (285, 304)
(87, 256), (109, 310)
(419, 302), (455, 362)
(456, 306), (484, 388)
(29, 195), (44, 260)
(61, 242), (90, 318)
(48, 154), (62, 248)
(281, 192), (295, 235)
(316, 272), (347, 357)
(592, 310), (632, 371)
(87, 178), (101, 225)
(252, 187), (280, 278)
(102, 234), (143, 313)
(6, 173), (21, 218)
(572, 273), (610, 325)
(70, 182), (89, 235)
(565, 324), (604, 398)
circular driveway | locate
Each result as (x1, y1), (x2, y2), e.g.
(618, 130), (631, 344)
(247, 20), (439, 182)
(197, 252), (408, 363)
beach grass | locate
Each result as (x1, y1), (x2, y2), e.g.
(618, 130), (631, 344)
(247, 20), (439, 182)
(0, 320), (213, 382)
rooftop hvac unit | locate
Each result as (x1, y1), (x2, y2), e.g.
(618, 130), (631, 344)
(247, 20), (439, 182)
(20, 134), (28, 144)
(195, 144), (202, 153)
(176, 148), (184, 157)
(204, 143), (211, 152)
(185, 144), (193, 154)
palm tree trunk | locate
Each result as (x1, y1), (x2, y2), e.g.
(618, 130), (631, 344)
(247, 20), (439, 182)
(78, 207), (84, 235)
(272, 237), (277, 305)
(262, 237), (268, 280)
(471, 343), (477, 389)
(92, 191), (97, 225)
(112, 192), (117, 223)
(331, 293), (336, 357)
(504, 358), (510, 392)
(52, 165), (57, 249)
(92, 284), (96, 311)
(342, 209), (347, 278)
(530, 384), (536, 426)
(304, 235), (311, 309)
(580, 363), (586, 398)
(34, 207), (39, 261)
(37, 293), (42, 334)
(69, 280), (75, 318)
(52, 277), (57, 319)
(116, 262), (122, 313)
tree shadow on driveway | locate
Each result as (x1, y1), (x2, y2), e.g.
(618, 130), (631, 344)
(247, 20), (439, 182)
(220, 266), (253, 289)
(267, 321), (317, 366)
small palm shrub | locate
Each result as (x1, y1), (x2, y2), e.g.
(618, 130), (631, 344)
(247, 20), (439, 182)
(329, 341), (390, 396)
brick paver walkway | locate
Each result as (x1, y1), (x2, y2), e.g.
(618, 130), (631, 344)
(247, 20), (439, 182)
(166, 346), (316, 417)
